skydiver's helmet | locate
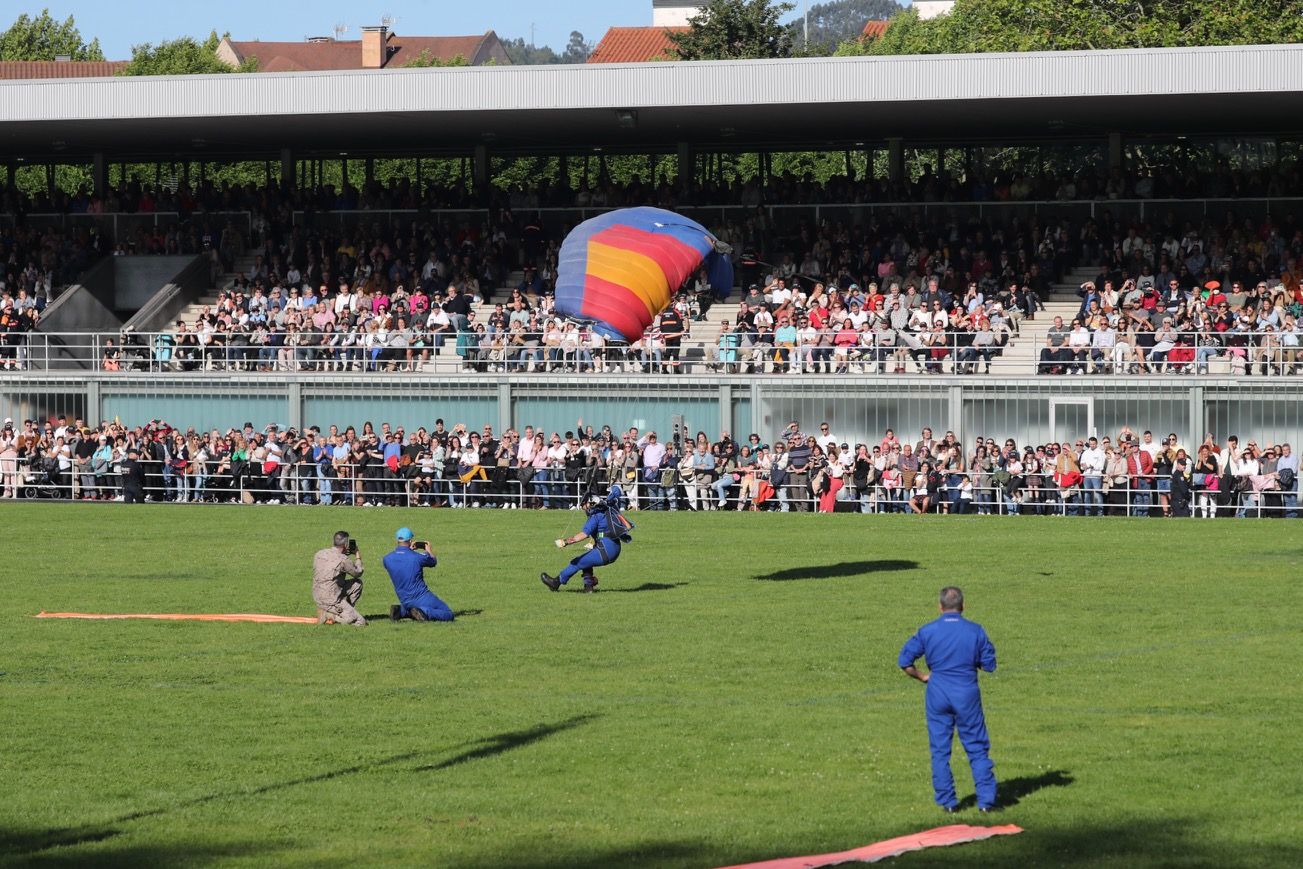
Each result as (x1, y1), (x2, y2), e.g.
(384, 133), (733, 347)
(582, 490), (607, 515)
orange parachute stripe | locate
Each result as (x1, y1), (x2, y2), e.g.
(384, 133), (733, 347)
(36, 611), (318, 624)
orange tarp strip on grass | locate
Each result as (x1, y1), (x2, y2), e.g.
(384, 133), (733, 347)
(717, 824), (1023, 869)
(36, 611), (317, 624)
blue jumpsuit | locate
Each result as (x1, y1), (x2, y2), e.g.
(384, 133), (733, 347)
(558, 510), (622, 584)
(382, 546), (454, 621)
(898, 612), (997, 809)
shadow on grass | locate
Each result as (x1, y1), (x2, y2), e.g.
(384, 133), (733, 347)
(754, 560), (920, 581)
(880, 818), (1303, 867)
(449, 841), (707, 869)
(604, 582), (688, 593)
(955, 768), (1074, 810)
(5, 715), (597, 860)
(363, 608), (485, 621)
(0, 834), (301, 868)
(411, 715), (597, 773)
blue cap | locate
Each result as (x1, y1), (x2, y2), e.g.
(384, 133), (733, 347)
(395, 527), (413, 541)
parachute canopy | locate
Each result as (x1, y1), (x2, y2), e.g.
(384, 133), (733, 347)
(555, 207), (734, 342)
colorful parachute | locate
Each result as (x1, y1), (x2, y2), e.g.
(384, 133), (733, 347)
(555, 207), (734, 342)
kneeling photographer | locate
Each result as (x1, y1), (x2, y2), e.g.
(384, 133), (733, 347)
(312, 530), (366, 626)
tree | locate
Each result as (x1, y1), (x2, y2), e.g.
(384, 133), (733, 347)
(120, 30), (256, 75)
(789, 0), (903, 54)
(501, 37), (561, 65)
(862, 0), (1303, 56)
(402, 50), (469, 68)
(0, 9), (104, 61)
(667, 0), (796, 61)
(559, 30), (592, 64)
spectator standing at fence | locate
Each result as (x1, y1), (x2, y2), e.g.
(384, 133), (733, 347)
(785, 435), (813, 512)
(1125, 439), (1155, 517)
(1274, 444), (1298, 519)
(898, 586), (998, 813)
(0, 420), (18, 498)
(120, 446), (145, 503)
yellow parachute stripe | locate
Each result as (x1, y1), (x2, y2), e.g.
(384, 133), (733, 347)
(585, 240), (671, 319)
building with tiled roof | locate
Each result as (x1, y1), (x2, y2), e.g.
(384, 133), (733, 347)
(862, 20), (890, 40)
(588, 26), (687, 64)
(0, 60), (128, 80)
(216, 27), (510, 71)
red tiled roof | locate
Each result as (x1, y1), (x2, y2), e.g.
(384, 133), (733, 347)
(862, 20), (890, 40)
(587, 27), (688, 64)
(226, 32), (506, 70)
(0, 61), (129, 80)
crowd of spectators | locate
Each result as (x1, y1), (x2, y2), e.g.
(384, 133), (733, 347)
(8, 166), (1303, 380)
(4, 413), (1296, 520)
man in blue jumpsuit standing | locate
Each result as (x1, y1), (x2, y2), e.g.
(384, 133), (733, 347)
(897, 586), (998, 812)
(540, 487), (632, 593)
(382, 527), (454, 621)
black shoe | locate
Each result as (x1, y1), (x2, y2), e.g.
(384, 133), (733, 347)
(581, 577), (599, 593)
(540, 573), (561, 592)
(389, 604), (404, 621)
(409, 608), (428, 621)
(978, 805), (1002, 814)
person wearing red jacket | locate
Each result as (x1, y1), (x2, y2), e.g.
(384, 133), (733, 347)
(1125, 439), (1155, 517)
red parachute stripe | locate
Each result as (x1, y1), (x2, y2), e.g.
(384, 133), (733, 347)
(580, 274), (654, 339)
(715, 824), (1024, 869)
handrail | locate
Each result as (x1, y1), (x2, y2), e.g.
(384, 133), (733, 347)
(6, 328), (1303, 378)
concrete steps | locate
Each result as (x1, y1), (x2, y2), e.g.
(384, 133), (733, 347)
(171, 255), (262, 327)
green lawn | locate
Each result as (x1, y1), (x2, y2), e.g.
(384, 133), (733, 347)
(3, 505), (1300, 868)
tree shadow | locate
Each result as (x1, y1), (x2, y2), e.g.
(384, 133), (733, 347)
(7, 715), (597, 860)
(411, 715), (597, 773)
(604, 582), (689, 593)
(0, 834), (303, 868)
(754, 560), (920, 581)
(955, 769), (1074, 810)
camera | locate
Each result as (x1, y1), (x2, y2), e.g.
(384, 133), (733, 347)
(346, 538), (358, 555)
(412, 541), (428, 550)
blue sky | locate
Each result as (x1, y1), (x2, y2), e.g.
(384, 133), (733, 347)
(26, 1), (912, 59)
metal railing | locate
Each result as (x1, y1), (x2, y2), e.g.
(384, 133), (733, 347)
(13, 329), (1303, 378)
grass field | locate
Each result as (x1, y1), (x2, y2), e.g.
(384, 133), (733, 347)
(3, 504), (1301, 868)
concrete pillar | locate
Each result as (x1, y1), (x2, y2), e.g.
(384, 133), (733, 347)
(936, 146), (947, 179)
(473, 145), (490, 195)
(92, 152), (108, 198)
(364, 157), (374, 183)
(676, 141), (692, 192)
(1108, 132), (1124, 171)
(1188, 385), (1204, 454)
(286, 381), (303, 433)
(887, 138), (905, 185)
(280, 148), (293, 185)
(5, 160), (14, 189)
(719, 384), (732, 438)
(498, 382), (512, 434)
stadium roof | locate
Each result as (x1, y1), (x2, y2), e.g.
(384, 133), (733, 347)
(2, 43), (1302, 160)
(588, 26), (687, 64)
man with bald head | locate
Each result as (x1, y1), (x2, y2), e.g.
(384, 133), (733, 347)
(898, 586), (998, 813)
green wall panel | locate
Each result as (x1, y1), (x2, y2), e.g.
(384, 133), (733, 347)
(304, 395), (497, 434)
(512, 396), (719, 440)
(102, 394), (286, 432)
